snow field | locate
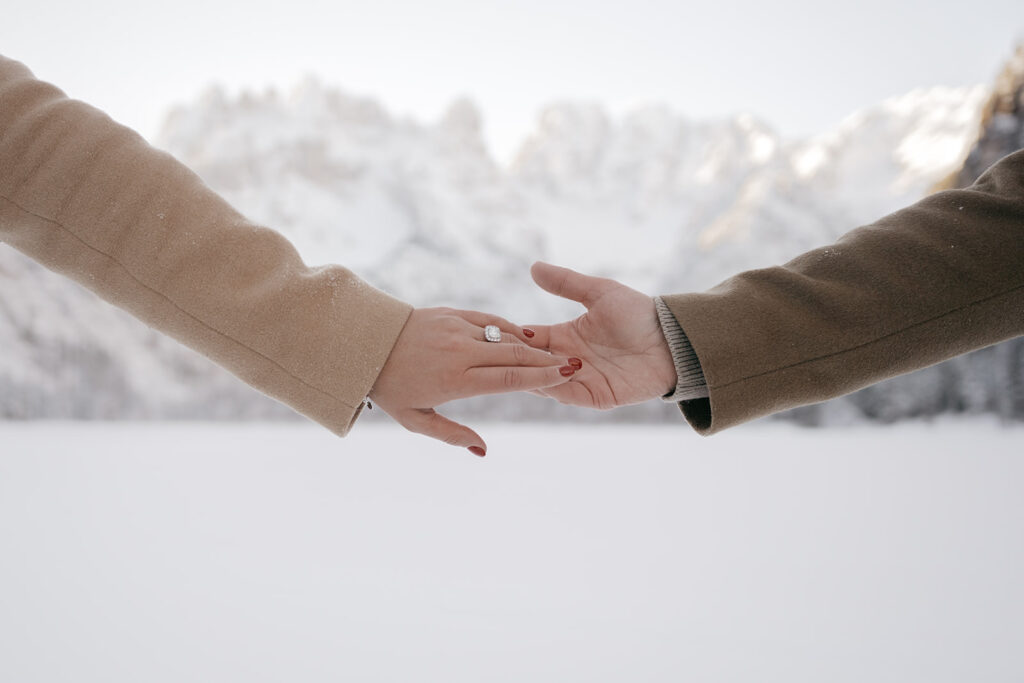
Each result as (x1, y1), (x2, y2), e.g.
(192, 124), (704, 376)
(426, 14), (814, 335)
(0, 420), (1021, 682)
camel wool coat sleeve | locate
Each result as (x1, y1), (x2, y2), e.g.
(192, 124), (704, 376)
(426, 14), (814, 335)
(0, 55), (413, 436)
(662, 148), (1024, 435)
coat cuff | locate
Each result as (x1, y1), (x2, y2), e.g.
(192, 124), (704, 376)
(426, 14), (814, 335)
(654, 296), (710, 402)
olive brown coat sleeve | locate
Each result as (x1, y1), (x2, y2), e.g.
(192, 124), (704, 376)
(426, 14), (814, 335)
(0, 55), (413, 436)
(662, 149), (1024, 434)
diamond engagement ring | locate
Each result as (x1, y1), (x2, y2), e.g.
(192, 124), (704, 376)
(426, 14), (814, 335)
(484, 325), (502, 343)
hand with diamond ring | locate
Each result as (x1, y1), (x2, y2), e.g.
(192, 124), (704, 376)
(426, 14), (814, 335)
(370, 307), (582, 456)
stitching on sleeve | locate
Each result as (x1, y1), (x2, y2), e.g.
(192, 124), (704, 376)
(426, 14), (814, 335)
(711, 282), (1024, 391)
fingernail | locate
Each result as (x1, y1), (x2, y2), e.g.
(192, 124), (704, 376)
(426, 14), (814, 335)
(523, 328), (535, 338)
(559, 365), (577, 377)
(568, 357), (583, 369)
(468, 446), (486, 457)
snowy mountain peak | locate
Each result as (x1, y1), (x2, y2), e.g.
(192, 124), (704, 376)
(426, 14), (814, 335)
(438, 97), (484, 138)
(792, 86), (988, 197)
(3, 74), (1011, 424)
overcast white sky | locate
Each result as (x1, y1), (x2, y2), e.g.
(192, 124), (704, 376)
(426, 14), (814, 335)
(3, 0), (1022, 162)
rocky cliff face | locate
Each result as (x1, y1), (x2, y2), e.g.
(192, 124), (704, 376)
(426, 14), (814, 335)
(807, 44), (1024, 426)
(954, 44), (1024, 187)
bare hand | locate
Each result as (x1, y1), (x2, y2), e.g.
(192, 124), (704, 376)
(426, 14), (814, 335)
(524, 262), (676, 409)
(370, 307), (579, 456)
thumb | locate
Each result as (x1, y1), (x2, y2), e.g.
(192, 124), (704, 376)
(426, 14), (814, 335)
(399, 408), (488, 457)
(530, 261), (612, 308)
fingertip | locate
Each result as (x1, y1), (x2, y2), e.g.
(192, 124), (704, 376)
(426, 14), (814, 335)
(468, 445), (486, 457)
(460, 422), (487, 450)
(521, 324), (550, 348)
(537, 363), (578, 387)
(508, 327), (532, 345)
(530, 261), (552, 282)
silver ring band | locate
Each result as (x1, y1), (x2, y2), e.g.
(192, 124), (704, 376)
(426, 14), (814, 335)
(484, 325), (502, 343)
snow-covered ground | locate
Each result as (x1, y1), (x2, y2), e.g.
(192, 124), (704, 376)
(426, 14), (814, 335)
(1, 420), (1021, 682)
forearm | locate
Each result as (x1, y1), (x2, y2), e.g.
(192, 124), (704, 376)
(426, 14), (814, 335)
(660, 150), (1024, 434)
(0, 55), (411, 435)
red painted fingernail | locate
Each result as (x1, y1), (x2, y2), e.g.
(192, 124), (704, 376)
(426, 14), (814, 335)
(523, 328), (535, 338)
(468, 446), (486, 457)
(568, 357), (583, 369)
(559, 365), (577, 377)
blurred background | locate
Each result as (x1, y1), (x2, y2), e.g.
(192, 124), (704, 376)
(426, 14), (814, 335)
(2, 3), (1023, 682)
(2, 0), (1023, 426)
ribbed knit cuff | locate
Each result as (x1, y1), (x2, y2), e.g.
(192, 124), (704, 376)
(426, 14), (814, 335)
(655, 296), (710, 402)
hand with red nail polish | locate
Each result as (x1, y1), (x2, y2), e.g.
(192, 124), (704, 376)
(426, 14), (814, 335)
(370, 307), (576, 455)
(522, 262), (676, 410)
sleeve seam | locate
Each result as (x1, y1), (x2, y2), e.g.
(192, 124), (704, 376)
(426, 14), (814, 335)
(708, 283), (1024, 392)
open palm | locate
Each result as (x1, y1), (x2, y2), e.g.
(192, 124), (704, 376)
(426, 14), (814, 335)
(525, 262), (677, 409)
